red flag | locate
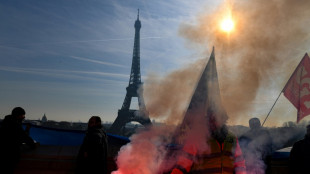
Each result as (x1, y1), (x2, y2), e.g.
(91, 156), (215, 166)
(283, 53), (310, 123)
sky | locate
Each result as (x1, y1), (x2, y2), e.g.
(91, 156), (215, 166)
(1, 0), (310, 126)
(0, 0), (215, 123)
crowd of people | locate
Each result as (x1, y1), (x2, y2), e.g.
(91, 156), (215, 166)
(0, 107), (108, 174)
(0, 106), (309, 174)
(166, 115), (310, 174)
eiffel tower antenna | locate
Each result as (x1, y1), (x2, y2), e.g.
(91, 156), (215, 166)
(109, 10), (151, 135)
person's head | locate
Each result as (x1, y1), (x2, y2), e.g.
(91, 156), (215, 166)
(249, 117), (261, 130)
(11, 107), (26, 122)
(88, 116), (102, 129)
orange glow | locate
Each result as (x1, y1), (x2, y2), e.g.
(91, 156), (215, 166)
(220, 16), (234, 33)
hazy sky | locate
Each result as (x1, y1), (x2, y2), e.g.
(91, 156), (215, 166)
(1, 0), (309, 126)
(0, 0), (217, 122)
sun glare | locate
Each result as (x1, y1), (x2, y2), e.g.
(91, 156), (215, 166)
(220, 17), (234, 33)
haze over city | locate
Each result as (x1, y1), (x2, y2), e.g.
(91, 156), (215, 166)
(1, 0), (310, 127)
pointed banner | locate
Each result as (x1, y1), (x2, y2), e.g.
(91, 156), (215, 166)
(283, 53), (310, 123)
(175, 47), (227, 142)
(159, 47), (228, 173)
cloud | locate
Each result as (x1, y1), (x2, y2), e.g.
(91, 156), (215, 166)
(70, 56), (127, 68)
(0, 66), (128, 81)
(1, 37), (164, 47)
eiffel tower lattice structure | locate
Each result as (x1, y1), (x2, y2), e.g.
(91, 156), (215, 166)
(109, 10), (151, 135)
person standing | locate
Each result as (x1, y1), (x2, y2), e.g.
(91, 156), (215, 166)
(77, 116), (108, 174)
(0, 107), (35, 174)
(290, 124), (310, 174)
(170, 115), (246, 174)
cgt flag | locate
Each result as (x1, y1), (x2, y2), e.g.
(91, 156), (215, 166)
(283, 53), (310, 123)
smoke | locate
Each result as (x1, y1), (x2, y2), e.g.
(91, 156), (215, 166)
(111, 126), (175, 174)
(237, 125), (306, 173)
(115, 52), (223, 173)
(112, 113), (213, 174)
(179, 0), (310, 124)
(143, 59), (206, 125)
(238, 118), (272, 174)
(113, 1), (310, 173)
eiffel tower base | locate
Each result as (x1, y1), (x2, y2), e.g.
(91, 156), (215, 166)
(108, 109), (151, 136)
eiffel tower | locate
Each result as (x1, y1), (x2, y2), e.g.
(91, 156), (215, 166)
(109, 10), (151, 135)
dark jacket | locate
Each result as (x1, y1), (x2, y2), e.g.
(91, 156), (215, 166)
(0, 115), (35, 173)
(77, 127), (108, 174)
(290, 135), (310, 174)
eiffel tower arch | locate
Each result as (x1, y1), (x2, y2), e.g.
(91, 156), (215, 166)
(109, 10), (151, 135)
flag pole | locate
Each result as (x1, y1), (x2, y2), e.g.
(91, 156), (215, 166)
(262, 80), (289, 126)
(261, 91), (283, 126)
(262, 53), (308, 126)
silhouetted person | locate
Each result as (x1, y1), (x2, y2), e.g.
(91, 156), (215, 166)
(77, 116), (108, 174)
(290, 124), (310, 174)
(0, 107), (35, 174)
(239, 117), (272, 174)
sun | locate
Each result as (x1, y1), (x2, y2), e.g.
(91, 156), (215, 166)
(220, 17), (234, 33)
